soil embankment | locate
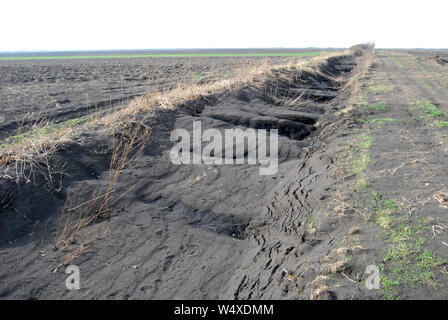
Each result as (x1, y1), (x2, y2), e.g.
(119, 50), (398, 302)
(0, 52), (317, 141)
(0, 51), (367, 299)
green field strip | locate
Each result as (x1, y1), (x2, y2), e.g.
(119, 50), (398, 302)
(0, 52), (321, 61)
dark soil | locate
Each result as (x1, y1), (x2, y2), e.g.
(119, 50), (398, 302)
(0, 52), (315, 141)
(0, 52), (360, 299)
(3, 48), (445, 300)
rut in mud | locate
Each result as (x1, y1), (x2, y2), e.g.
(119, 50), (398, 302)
(0, 53), (363, 299)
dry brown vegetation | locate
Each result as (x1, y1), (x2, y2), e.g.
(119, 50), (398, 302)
(103, 53), (345, 120)
(341, 42), (375, 113)
(2, 51), (351, 267)
(0, 52), (345, 184)
(54, 123), (150, 266)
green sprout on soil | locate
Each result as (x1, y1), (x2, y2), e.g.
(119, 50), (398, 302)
(403, 57), (424, 71)
(370, 193), (446, 300)
(370, 118), (400, 123)
(349, 135), (374, 189)
(368, 102), (390, 111)
(436, 121), (448, 128)
(361, 118), (401, 129)
(390, 57), (405, 68)
(0, 116), (87, 150)
(413, 100), (448, 118)
(367, 85), (392, 93)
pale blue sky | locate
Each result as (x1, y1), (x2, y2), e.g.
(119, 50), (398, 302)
(1, 0), (447, 51)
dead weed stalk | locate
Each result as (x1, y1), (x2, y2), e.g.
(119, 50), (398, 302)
(54, 122), (150, 266)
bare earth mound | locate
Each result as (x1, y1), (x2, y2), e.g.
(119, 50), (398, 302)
(6, 47), (445, 300)
(0, 52), (362, 299)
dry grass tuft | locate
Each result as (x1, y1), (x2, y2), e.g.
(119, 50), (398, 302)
(321, 260), (350, 274)
(0, 116), (89, 186)
(434, 191), (448, 208)
(309, 285), (336, 300)
(335, 247), (351, 256)
(1, 129), (71, 187)
(348, 226), (360, 235)
(54, 122), (150, 266)
(340, 42), (375, 114)
(310, 275), (330, 288)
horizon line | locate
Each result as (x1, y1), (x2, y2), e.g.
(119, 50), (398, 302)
(1, 47), (447, 55)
